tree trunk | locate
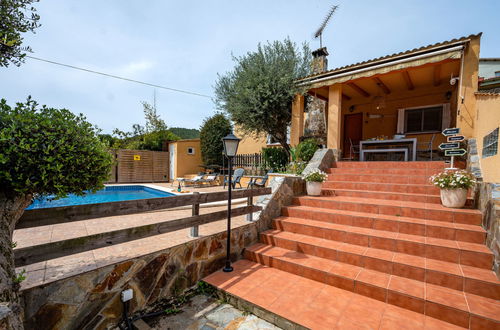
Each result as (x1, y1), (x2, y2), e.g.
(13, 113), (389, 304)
(0, 192), (32, 330)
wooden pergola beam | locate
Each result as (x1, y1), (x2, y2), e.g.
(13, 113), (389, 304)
(342, 93), (351, 101)
(307, 91), (328, 102)
(433, 64), (441, 86)
(347, 82), (370, 97)
(373, 77), (391, 94)
(402, 71), (414, 90)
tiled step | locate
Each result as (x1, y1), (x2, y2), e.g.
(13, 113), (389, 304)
(259, 230), (499, 300)
(323, 180), (441, 194)
(327, 173), (431, 184)
(332, 161), (447, 169)
(323, 188), (442, 203)
(282, 205), (485, 243)
(294, 196), (482, 225)
(323, 188), (475, 206)
(204, 259), (470, 329)
(274, 217), (493, 269)
(244, 244), (500, 329)
(327, 167), (441, 176)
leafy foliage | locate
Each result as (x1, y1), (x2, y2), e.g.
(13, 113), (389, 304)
(0, 97), (113, 199)
(296, 138), (319, 162)
(170, 127), (200, 139)
(214, 38), (311, 154)
(0, 0), (41, 67)
(262, 147), (289, 172)
(111, 101), (179, 151)
(199, 114), (232, 166)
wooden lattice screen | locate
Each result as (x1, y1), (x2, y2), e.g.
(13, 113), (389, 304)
(105, 149), (169, 183)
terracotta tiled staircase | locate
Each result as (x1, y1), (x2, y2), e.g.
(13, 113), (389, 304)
(204, 162), (500, 329)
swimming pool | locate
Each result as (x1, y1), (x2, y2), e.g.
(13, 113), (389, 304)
(26, 185), (174, 209)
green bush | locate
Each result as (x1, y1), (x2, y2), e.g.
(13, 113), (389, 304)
(0, 97), (113, 199)
(262, 147), (288, 172)
(296, 138), (319, 162)
(199, 114), (232, 166)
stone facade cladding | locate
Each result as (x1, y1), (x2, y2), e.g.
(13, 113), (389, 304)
(20, 176), (306, 330)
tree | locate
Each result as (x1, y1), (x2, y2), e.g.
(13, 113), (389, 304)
(169, 127), (200, 139)
(214, 38), (311, 156)
(0, 97), (113, 329)
(199, 114), (232, 167)
(0, 0), (41, 67)
(111, 101), (179, 151)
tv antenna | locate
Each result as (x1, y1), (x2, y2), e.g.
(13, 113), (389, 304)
(314, 4), (339, 48)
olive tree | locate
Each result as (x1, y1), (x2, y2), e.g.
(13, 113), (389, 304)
(0, 0), (41, 67)
(214, 38), (310, 156)
(0, 98), (112, 329)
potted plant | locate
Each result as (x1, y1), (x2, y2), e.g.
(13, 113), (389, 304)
(302, 169), (327, 196)
(429, 170), (476, 208)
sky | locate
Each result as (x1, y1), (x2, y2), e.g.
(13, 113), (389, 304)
(1, 0), (499, 134)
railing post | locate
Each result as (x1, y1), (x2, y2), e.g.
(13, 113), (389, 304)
(246, 186), (254, 222)
(190, 192), (200, 237)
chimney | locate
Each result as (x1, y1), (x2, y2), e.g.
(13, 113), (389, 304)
(311, 47), (329, 74)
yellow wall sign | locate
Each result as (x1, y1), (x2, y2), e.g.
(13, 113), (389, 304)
(133, 155), (141, 161)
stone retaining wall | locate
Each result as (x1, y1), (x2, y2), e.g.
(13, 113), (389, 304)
(475, 182), (500, 278)
(21, 177), (305, 330)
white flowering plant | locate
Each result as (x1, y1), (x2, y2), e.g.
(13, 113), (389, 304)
(429, 170), (476, 190)
(302, 169), (327, 183)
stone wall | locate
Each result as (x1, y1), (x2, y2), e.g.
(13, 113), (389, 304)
(475, 182), (500, 278)
(21, 177), (305, 329)
(468, 138), (500, 279)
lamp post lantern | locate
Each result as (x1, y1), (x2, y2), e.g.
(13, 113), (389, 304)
(222, 132), (240, 272)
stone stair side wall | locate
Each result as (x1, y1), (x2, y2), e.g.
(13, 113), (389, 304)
(468, 138), (500, 279)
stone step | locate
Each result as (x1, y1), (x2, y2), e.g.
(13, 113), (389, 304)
(282, 205), (485, 244)
(203, 260), (472, 329)
(322, 181), (441, 195)
(274, 217), (493, 269)
(293, 195), (482, 225)
(259, 229), (499, 300)
(327, 173), (432, 184)
(244, 244), (500, 329)
(332, 161), (447, 170)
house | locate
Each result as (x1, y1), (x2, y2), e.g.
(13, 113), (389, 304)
(290, 33), (500, 182)
(167, 138), (202, 180)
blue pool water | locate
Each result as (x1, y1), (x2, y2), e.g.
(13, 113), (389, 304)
(26, 185), (174, 209)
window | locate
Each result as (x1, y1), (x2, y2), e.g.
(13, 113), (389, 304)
(495, 71), (500, 78)
(187, 147), (195, 155)
(403, 106), (443, 133)
(482, 127), (499, 158)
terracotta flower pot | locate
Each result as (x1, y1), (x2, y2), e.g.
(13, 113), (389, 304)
(306, 181), (322, 196)
(440, 188), (467, 208)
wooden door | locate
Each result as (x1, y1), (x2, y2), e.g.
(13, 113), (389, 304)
(343, 113), (363, 159)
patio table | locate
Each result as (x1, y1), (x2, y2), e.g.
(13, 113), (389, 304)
(359, 138), (417, 161)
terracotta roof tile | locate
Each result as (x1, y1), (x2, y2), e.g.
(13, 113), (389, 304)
(297, 33), (482, 82)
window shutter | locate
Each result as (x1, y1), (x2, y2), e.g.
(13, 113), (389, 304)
(397, 109), (405, 133)
(442, 103), (451, 130)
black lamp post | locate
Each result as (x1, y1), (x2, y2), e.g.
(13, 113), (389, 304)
(222, 132), (240, 272)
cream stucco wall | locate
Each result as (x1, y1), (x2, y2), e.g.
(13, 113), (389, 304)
(475, 94), (500, 183)
(168, 139), (202, 179)
(234, 126), (268, 154)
